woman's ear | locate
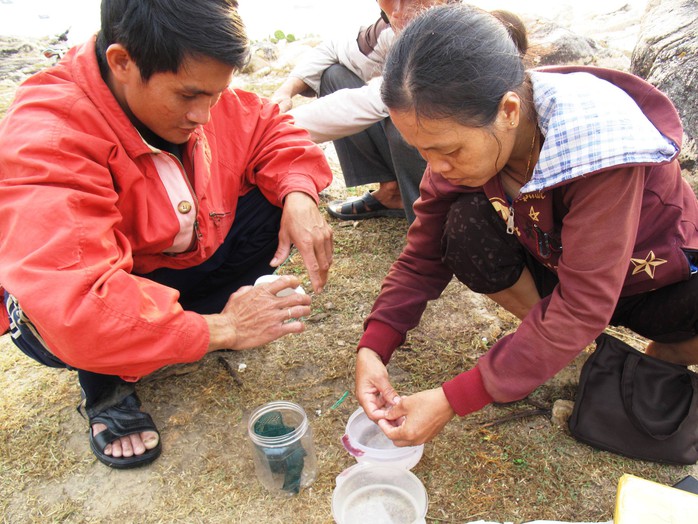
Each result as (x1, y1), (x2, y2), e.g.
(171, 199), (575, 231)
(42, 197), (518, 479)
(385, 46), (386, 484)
(498, 91), (522, 129)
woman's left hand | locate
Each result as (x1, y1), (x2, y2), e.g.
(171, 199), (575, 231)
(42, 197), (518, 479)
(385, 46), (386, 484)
(377, 387), (456, 447)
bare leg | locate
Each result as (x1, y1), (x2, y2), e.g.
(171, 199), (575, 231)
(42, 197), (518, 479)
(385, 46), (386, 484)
(645, 336), (698, 366)
(486, 267), (541, 321)
(371, 180), (403, 209)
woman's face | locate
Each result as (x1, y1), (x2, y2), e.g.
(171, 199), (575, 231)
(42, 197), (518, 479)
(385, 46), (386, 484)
(378, 0), (450, 32)
(389, 108), (516, 188)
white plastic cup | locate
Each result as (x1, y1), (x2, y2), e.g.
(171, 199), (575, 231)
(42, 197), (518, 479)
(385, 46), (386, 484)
(341, 408), (424, 470)
(332, 463), (428, 524)
(254, 274), (305, 297)
(247, 401), (317, 496)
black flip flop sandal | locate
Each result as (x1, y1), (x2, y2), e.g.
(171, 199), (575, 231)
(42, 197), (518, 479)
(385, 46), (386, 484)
(327, 190), (405, 220)
(86, 392), (162, 469)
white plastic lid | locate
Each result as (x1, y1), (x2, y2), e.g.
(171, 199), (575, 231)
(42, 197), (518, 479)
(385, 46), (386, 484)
(254, 274), (305, 296)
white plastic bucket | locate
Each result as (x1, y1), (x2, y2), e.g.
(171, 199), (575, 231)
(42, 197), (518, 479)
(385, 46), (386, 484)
(331, 463), (428, 524)
(341, 408), (424, 470)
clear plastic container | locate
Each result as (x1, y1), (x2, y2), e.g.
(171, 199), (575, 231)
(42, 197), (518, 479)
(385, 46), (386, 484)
(341, 408), (424, 470)
(247, 401), (317, 496)
(332, 463), (428, 524)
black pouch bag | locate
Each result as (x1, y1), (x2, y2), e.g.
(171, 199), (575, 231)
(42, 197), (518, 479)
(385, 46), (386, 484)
(568, 333), (698, 465)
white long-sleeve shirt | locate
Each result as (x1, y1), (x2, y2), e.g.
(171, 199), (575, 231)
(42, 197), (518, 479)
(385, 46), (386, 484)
(288, 18), (394, 142)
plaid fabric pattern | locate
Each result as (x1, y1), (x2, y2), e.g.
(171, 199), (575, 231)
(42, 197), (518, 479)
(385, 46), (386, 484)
(522, 72), (678, 194)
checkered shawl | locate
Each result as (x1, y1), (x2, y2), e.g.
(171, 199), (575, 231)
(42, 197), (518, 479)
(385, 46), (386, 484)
(522, 71), (678, 194)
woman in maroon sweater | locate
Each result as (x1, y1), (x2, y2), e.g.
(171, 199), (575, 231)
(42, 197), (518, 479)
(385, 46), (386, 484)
(355, 4), (698, 446)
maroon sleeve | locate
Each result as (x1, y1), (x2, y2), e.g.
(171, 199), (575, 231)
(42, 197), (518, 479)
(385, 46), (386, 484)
(357, 168), (462, 359)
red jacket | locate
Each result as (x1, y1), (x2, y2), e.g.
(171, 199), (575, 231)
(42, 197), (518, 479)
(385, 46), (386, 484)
(359, 67), (698, 415)
(0, 38), (332, 379)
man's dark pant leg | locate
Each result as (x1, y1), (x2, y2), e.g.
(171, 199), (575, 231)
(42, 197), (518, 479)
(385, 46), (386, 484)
(383, 119), (426, 224)
(319, 64), (427, 223)
(5, 291), (135, 416)
(140, 187), (282, 314)
(319, 64), (395, 188)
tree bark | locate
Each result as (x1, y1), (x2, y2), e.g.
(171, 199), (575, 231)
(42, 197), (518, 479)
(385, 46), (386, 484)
(631, 0), (698, 184)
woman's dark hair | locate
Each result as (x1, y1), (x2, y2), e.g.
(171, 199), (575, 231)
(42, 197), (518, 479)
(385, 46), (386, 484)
(96, 0), (249, 81)
(490, 9), (528, 58)
(381, 4), (528, 128)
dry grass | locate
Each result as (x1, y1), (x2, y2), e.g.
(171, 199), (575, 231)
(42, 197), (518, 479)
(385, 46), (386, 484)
(1, 35), (697, 524)
(1, 206), (694, 523)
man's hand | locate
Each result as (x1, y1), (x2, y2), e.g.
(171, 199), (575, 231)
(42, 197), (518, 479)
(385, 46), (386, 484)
(204, 275), (311, 351)
(270, 94), (293, 114)
(355, 347), (401, 420)
(271, 191), (333, 294)
(270, 77), (310, 113)
(376, 387), (456, 447)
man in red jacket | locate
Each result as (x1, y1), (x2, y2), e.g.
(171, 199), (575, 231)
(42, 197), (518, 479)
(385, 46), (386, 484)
(0, 0), (333, 468)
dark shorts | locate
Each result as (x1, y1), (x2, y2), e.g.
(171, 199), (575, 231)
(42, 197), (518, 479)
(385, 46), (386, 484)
(441, 192), (698, 343)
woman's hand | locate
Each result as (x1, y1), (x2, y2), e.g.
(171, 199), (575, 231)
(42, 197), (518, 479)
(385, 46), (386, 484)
(355, 347), (401, 420)
(376, 387), (456, 447)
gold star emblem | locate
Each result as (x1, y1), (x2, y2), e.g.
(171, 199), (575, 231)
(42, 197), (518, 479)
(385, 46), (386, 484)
(528, 206), (540, 222)
(630, 251), (667, 279)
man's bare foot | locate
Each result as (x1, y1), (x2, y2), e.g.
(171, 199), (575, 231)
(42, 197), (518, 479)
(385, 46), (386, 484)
(87, 392), (162, 468)
(371, 181), (403, 209)
(92, 423), (160, 458)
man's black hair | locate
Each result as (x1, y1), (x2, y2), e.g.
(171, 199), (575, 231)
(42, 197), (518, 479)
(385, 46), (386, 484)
(96, 0), (249, 81)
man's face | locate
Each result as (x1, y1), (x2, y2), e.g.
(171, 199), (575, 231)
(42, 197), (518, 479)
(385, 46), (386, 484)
(378, 0), (450, 32)
(119, 55), (235, 144)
